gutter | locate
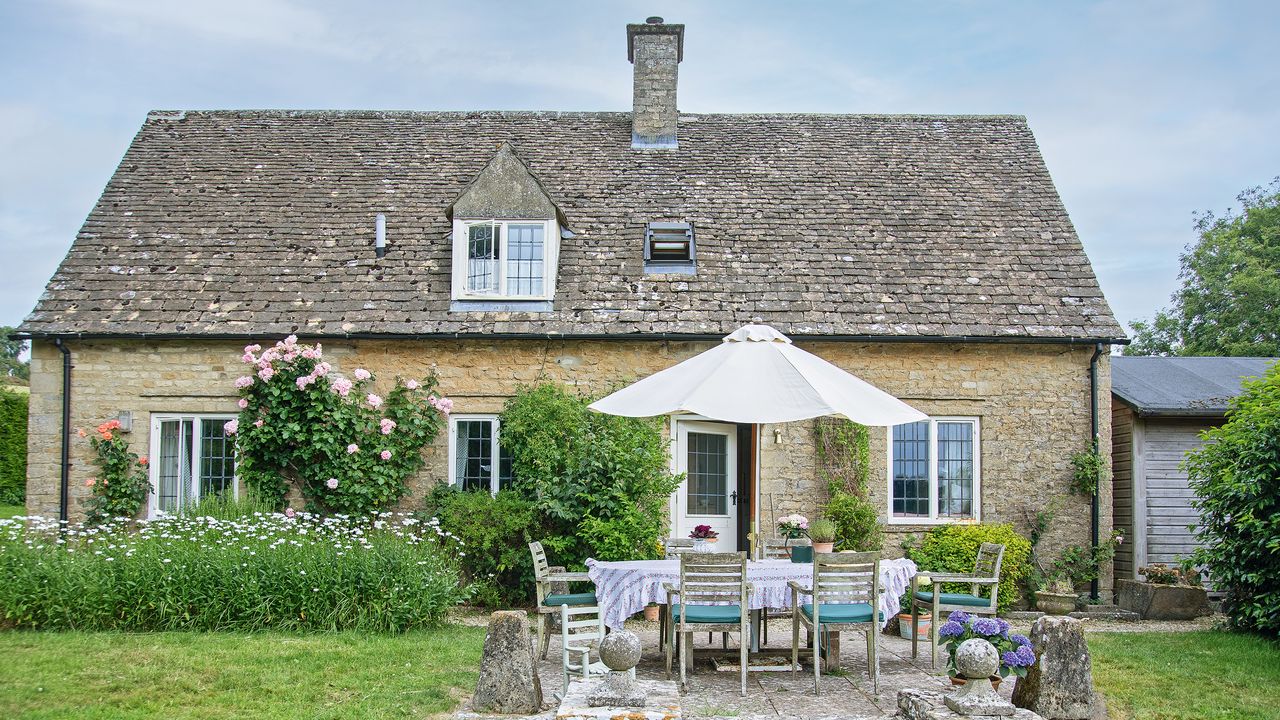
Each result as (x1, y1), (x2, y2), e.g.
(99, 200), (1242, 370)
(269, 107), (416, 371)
(1088, 342), (1104, 601)
(54, 339), (72, 522)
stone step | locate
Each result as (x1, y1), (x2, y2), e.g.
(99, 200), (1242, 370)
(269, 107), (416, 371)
(1067, 608), (1140, 622)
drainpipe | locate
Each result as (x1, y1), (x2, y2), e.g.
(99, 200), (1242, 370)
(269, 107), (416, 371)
(54, 339), (72, 522)
(1088, 342), (1104, 600)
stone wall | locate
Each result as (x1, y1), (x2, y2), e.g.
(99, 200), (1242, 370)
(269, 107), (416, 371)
(25, 337), (1111, 593)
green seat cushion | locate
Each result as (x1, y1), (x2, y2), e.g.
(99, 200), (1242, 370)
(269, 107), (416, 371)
(543, 592), (597, 607)
(671, 604), (744, 623)
(913, 590), (990, 607)
(801, 602), (881, 624)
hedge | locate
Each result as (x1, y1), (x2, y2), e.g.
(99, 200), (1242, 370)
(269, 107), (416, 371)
(0, 388), (26, 505)
(904, 523), (1033, 613)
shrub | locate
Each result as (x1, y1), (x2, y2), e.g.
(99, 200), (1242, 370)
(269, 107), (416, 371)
(0, 388), (27, 506)
(80, 419), (151, 523)
(0, 511), (468, 631)
(825, 492), (883, 552)
(816, 418), (883, 551)
(1185, 361), (1280, 638)
(231, 336), (449, 514)
(903, 523), (1033, 613)
(421, 485), (542, 606)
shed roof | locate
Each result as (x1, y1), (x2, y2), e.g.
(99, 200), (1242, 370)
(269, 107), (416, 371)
(20, 110), (1124, 341)
(1112, 356), (1277, 416)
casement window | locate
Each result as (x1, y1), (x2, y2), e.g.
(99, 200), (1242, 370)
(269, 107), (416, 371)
(148, 414), (238, 515)
(887, 417), (980, 524)
(452, 219), (557, 300)
(448, 415), (513, 494)
(643, 222), (696, 274)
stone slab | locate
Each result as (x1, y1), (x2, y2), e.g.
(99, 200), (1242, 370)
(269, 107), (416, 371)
(558, 678), (681, 720)
(1115, 579), (1211, 621)
(898, 689), (1045, 720)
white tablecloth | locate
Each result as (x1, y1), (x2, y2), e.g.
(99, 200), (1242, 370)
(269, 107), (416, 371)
(586, 557), (917, 630)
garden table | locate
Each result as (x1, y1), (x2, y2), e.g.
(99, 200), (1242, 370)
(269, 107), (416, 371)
(586, 557), (917, 633)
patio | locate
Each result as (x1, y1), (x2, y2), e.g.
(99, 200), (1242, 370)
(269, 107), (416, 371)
(530, 616), (995, 720)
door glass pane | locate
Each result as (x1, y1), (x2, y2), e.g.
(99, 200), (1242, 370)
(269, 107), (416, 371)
(158, 419), (193, 513)
(892, 421), (930, 517)
(467, 224), (499, 294)
(504, 224), (544, 296)
(686, 432), (728, 515)
(936, 422), (974, 518)
(199, 418), (236, 500)
(455, 420), (493, 492)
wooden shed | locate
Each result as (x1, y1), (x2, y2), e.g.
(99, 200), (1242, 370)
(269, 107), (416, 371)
(1111, 356), (1276, 581)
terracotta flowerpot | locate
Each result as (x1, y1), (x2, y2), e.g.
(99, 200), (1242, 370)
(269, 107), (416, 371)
(897, 613), (931, 640)
(812, 542), (835, 554)
(643, 604), (660, 622)
(950, 675), (1002, 691)
(1035, 590), (1077, 615)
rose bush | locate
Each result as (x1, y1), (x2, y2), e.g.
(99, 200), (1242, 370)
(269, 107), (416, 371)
(80, 420), (150, 524)
(231, 336), (450, 514)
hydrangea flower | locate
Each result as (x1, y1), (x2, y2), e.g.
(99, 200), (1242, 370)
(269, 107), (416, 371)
(948, 611), (971, 625)
(995, 618), (1011, 636)
(938, 620), (965, 639)
(1010, 633), (1032, 648)
(972, 617), (1001, 636)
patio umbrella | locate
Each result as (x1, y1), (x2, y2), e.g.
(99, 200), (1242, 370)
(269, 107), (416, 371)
(588, 324), (926, 426)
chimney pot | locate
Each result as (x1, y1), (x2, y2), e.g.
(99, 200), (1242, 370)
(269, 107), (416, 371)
(627, 19), (684, 149)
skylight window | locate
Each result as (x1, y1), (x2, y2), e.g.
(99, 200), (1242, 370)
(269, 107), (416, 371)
(644, 222), (696, 274)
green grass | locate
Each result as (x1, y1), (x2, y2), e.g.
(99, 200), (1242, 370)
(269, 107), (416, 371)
(0, 505), (22, 519)
(1089, 631), (1280, 720)
(0, 628), (487, 719)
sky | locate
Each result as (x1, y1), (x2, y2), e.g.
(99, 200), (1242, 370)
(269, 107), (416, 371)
(1, 0), (1277, 335)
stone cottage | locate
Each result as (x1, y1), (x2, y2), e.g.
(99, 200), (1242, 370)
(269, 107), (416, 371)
(18, 19), (1125, 586)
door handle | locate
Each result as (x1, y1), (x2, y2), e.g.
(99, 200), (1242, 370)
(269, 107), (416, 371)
(730, 490), (738, 506)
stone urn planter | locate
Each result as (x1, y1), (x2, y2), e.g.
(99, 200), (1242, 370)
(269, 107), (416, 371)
(1116, 578), (1211, 620)
(1035, 591), (1077, 615)
(692, 537), (719, 553)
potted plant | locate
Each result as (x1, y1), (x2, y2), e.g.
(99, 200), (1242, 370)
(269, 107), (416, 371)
(776, 513), (810, 561)
(938, 611), (1036, 689)
(808, 518), (837, 554)
(896, 587), (932, 640)
(1117, 562), (1211, 620)
(689, 524), (718, 553)
(1034, 575), (1078, 615)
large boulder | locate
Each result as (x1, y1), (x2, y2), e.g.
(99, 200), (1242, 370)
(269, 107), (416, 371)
(471, 610), (543, 714)
(1012, 616), (1099, 720)
(1116, 578), (1211, 620)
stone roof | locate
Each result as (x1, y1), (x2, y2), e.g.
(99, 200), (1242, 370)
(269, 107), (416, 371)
(20, 110), (1124, 341)
(1112, 356), (1277, 416)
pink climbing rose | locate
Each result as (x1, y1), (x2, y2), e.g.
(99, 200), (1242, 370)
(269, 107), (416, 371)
(331, 378), (353, 397)
(234, 376), (254, 389)
(326, 477), (339, 490)
(257, 367), (274, 382)
(366, 393), (383, 409)
(405, 379), (419, 390)
(347, 443), (359, 454)
(237, 398), (249, 409)
(353, 368), (371, 381)
(380, 450), (392, 460)
(380, 418), (397, 435)
(224, 419), (239, 435)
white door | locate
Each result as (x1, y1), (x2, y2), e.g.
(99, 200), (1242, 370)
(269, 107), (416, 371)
(675, 421), (738, 549)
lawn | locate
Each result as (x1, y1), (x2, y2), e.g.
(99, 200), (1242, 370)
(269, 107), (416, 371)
(0, 505), (22, 519)
(1089, 630), (1280, 720)
(0, 628), (487, 720)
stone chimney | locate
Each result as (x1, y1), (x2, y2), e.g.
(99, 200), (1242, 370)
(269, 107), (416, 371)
(627, 17), (684, 149)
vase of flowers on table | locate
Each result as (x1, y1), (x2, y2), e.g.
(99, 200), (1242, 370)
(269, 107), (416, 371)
(777, 514), (810, 562)
(938, 611), (1036, 689)
(689, 524), (719, 553)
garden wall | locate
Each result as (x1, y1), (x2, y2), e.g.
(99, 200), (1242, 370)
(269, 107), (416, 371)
(24, 337), (1111, 594)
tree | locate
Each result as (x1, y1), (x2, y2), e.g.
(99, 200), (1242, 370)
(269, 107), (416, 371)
(0, 327), (29, 382)
(1126, 179), (1280, 357)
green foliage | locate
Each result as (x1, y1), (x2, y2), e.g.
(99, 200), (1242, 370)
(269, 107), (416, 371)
(0, 511), (468, 631)
(421, 485), (542, 606)
(231, 336), (448, 514)
(807, 518), (837, 543)
(181, 490), (277, 520)
(816, 418), (883, 551)
(499, 383), (679, 564)
(1069, 445), (1107, 497)
(82, 419), (150, 523)
(903, 523), (1032, 613)
(0, 326), (29, 381)
(1127, 178), (1280, 357)
(1050, 529), (1123, 587)
(1185, 361), (1280, 637)
(0, 388), (27, 505)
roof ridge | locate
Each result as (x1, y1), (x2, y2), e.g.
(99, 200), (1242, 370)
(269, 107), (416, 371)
(145, 109), (1028, 122)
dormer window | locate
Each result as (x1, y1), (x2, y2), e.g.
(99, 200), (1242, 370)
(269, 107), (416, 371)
(644, 222), (696, 275)
(453, 218), (557, 301)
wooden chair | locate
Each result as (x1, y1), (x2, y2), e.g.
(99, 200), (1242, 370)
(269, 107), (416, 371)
(530, 541), (597, 660)
(790, 551), (881, 694)
(758, 537), (809, 646)
(664, 537), (695, 559)
(663, 551), (752, 696)
(910, 542), (1005, 668)
(559, 604), (617, 693)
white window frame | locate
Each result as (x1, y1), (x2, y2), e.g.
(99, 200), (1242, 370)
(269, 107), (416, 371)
(447, 414), (508, 495)
(451, 218), (558, 301)
(885, 416), (981, 525)
(147, 413), (239, 517)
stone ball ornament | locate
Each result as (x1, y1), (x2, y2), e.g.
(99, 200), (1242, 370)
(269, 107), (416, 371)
(954, 638), (1000, 680)
(598, 629), (642, 671)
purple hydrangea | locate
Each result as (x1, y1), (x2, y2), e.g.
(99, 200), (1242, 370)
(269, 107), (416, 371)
(1001, 650), (1023, 667)
(1010, 634), (1032, 648)
(1015, 644), (1037, 666)
(972, 617), (1001, 636)
(938, 620), (966, 639)
(947, 611), (971, 625)
(995, 618), (1011, 636)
